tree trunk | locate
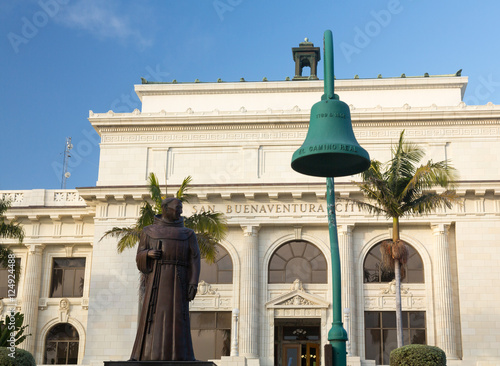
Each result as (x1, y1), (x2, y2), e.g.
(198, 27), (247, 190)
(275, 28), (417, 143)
(393, 217), (404, 348)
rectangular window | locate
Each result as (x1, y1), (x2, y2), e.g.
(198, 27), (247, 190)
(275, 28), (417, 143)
(190, 311), (231, 361)
(50, 258), (86, 298)
(0, 258), (20, 299)
(365, 311), (426, 365)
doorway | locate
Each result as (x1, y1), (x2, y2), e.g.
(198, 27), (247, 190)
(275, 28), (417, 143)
(274, 319), (321, 366)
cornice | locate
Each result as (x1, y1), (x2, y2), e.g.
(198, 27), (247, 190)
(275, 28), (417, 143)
(133, 77), (467, 99)
(75, 180), (500, 203)
(89, 104), (500, 134)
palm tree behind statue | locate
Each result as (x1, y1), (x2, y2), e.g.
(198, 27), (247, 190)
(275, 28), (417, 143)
(350, 131), (460, 348)
(101, 173), (227, 264)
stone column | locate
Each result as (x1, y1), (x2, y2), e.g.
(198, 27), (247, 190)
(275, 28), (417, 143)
(338, 224), (356, 356)
(21, 244), (44, 354)
(239, 225), (260, 358)
(432, 224), (458, 359)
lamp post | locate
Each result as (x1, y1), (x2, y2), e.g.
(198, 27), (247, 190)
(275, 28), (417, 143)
(291, 30), (370, 366)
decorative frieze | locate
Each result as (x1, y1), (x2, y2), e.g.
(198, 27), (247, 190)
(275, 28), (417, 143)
(364, 282), (425, 311)
(1, 192), (24, 203)
(54, 191), (84, 203)
(99, 126), (499, 144)
(274, 308), (322, 317)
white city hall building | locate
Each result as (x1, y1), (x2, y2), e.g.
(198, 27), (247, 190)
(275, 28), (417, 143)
(2, 45), (500, 366)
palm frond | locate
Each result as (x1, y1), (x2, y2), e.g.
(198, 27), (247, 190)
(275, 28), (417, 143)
(0, 222), (24, 242)
(99, 226), (141, 252)
(138, 202), (157, 228)
(176, 176), (194, 203)
(195, 232), (219, 264)
(0, 199), (11, 215)
(401, 160), (458, 201)
(184, 211), (228, 242)
(337, 196), (386, 216)
(403, 190), (460, 216)
(148, 173), (163, 211)
(0, 199), (24, 242)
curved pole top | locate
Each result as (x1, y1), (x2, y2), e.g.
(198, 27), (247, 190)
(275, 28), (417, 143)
(323, 30), (335, 99)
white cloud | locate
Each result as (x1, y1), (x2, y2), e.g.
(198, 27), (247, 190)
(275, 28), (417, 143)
(55, 0), (152, 48)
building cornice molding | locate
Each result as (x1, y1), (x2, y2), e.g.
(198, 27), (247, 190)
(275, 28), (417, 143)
(133, 77), (467, 100)
(89, 106), (500, 135)
(74, 180), (500, 203)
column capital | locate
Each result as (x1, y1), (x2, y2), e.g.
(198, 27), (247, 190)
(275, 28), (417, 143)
(431, 223), (451, 236)
(25, 244), (45, 255)
(338, 224), (354, 235)
(240, 225), (260, 237)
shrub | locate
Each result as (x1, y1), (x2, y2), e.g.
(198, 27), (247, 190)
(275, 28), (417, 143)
(390, 344), (446, 366)
(0, 347), (36, 366)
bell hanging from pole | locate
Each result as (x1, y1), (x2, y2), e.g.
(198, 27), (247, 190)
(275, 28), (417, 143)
(291, 31), (370, 178)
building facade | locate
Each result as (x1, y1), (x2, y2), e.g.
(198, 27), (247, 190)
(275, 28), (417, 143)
(2, 71), (500, 366)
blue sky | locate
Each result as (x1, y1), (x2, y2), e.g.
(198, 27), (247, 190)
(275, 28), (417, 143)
(1, 0), (500, 190)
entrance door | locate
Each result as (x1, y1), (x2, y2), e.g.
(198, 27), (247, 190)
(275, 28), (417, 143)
(306, 343), (319, 366)
(275, 319), (321, 366)
(281, 343), (320, 366)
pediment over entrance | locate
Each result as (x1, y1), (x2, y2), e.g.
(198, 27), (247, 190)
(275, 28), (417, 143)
(266, 289), (329, 309)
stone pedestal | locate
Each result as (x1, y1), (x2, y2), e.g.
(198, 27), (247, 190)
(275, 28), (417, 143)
(104, 361), (215, 366)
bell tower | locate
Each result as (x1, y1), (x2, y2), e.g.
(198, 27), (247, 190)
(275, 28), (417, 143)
(292, 38), (321, 80)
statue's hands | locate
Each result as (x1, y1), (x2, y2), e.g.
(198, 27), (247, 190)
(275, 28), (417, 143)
(188, 284), (198, 301)
(147, 249), (162, 259)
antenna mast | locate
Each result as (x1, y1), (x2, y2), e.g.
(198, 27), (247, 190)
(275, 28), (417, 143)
(61, 137), (73, 189)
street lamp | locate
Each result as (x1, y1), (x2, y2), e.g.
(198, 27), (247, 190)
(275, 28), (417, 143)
(291, 30), (370, 366)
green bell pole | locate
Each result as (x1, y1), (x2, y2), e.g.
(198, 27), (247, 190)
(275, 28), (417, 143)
(291, 30), (371, 366)
(324, 30), (347, 366)
(326, 176), (348, 366)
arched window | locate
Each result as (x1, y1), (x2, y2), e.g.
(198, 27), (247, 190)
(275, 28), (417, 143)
(199, 245), (233, 284)
(363, 242), (424, 283)
(44, 323), (79, 364)
(269, 241), (327, 284)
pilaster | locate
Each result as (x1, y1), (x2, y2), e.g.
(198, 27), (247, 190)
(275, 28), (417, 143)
(432, 223), (458, 359)
(20, 244), (44, 354)
(239, 225), (260, 359)
(338, 224), (356, 356)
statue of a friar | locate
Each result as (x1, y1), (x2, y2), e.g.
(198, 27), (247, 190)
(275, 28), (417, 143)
(130, 198), (200, 361)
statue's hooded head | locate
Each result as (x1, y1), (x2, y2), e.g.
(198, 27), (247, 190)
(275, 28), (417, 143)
(161, 198), (183, 222)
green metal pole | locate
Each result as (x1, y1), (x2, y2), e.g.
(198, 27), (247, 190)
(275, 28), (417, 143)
(324, 30), (335, 100)
(324, 29), (348, 366)
(327, 177), (348, 366)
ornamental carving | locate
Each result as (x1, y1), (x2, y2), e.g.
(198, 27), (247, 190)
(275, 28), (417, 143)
(283, 296), (314, 306)
(290, 279), (304, 291)
(197, 280), (217, 295)
(381, 280), (409, 295)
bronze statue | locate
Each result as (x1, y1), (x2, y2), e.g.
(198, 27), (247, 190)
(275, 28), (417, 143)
(130, 198), (200, 361)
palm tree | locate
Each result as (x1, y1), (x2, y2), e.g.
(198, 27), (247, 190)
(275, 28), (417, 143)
(101, 174), (227, 263)
(0, 198), (24, 281)
(349, 130), (460, 348)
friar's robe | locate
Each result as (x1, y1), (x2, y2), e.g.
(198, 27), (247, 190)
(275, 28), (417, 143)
(130, 216), (200, 361)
